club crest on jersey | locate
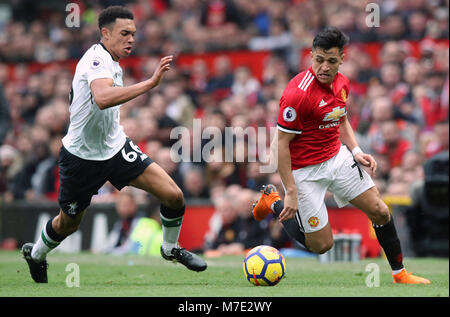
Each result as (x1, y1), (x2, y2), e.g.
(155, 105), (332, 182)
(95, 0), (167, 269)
(283, 107), (296, 122)
(341, 88), (347, 102)
(323, 106), (346, 122)
(67, 201), (78, 215)
(308, 216), (319, 228)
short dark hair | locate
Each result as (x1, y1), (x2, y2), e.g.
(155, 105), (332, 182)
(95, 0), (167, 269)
(312, 27), (349, 54)
(98, 6), (134, 30)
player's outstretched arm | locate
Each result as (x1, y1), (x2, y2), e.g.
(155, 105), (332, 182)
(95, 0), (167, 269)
(90, 55), (173, 110)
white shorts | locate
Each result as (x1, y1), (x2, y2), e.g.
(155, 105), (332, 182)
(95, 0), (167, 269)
(290, 145), (375, 233)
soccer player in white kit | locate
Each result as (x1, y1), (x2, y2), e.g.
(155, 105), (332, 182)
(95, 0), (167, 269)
(22, 6), (206, 283)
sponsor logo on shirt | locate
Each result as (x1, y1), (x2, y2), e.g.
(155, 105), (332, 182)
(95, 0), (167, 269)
(323, 106), (346, 122)
(319, 106), (346, 129)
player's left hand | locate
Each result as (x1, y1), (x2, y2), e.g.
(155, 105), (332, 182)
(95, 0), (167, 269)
(354, 152), (377, 177)
(149, 55), (173, 88)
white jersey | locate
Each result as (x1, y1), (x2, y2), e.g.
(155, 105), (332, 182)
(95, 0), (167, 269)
(62, 43), (127, 161)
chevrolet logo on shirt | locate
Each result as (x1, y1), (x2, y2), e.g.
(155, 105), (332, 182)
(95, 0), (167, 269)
(323, 106), (346, 122)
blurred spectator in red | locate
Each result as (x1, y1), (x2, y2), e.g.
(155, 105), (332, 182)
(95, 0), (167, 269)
(374, 120), (412, 169)
(425, 119), (449, 158)
(199, 0), (246, 50)
(420, 70), (449, 128)
(189, 59), (210, 95)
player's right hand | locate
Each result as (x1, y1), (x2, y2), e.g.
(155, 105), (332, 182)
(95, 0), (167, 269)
(150, 55), (173, 87)
(354, 152), (377, 177)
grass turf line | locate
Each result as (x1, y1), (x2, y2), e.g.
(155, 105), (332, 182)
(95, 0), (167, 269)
(0, 250), (448, 297)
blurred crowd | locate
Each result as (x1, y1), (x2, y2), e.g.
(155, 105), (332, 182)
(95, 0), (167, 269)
(1, 0), (449, 63)
(0, 0), (449, 252)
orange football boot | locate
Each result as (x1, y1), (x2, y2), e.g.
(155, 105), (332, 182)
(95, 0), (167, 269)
(252, 184), (281, 221)
(392, 268), (431, 284)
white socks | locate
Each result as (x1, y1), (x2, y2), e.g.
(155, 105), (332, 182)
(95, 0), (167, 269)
(160, 214), (183, 255)
(31, 227), (62, 262)
(392, 268), (404, 275)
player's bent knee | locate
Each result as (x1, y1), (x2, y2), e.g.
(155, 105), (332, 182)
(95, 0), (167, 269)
(163, 186), (184, 210)
(370, 200), (390, 225)
(317, 241), (334, 254)
(309, 240), (334, 254)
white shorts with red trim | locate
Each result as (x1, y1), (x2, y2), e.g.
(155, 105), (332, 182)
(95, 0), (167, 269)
(289, 145), (375, 233)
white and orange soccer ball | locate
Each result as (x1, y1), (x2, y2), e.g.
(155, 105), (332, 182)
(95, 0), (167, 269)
(243, 245), (286, 286)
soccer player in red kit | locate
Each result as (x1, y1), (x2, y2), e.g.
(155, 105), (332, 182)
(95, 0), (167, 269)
(253, 27), (430, 284)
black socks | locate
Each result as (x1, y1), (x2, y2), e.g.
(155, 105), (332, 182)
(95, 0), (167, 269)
(373, 215), (404, 271)
(46, 218), (66, 243)
(272, 200), (308, 249)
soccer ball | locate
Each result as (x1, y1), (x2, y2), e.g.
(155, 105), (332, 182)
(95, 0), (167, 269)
(243, 245), (286, 286)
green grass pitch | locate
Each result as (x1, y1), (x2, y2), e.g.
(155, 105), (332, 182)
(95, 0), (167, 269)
(0, 250), (448, 297)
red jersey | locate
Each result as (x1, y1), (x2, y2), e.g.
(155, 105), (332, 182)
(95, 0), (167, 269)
(277, 66), (350, 170)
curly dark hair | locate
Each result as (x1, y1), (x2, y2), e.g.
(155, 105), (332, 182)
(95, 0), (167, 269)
(98, 6), (134, 30)
(312, 27), (349, 54)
